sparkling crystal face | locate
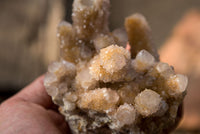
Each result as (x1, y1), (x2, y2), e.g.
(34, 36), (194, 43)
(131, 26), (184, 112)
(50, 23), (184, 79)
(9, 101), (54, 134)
(44, 0), (188, 133)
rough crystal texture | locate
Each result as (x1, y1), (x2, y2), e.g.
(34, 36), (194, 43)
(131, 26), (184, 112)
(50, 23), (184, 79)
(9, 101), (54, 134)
(44, 0), (188, 133)
(134, 89), (162, 117)
(110, 103), (136, 129)
(132, 50), (155, 71)
(77, 88), (119, 112)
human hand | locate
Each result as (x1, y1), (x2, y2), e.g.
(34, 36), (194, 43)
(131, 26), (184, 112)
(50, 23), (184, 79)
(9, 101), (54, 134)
(0, 76), (70, 134)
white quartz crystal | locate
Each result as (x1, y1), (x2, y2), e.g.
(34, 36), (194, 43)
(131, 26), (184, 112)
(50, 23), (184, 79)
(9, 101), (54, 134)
(135, 89), (162, 116)
(156, 62), (174, 78)
(133, 50), (155, 71)
(167, 74), (188, 95)
(75, 66), (97, 90)
(110, 103), (136, 129)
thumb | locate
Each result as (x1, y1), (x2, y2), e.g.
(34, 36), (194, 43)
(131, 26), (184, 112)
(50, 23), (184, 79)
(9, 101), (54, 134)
(12, 75), (53, 109)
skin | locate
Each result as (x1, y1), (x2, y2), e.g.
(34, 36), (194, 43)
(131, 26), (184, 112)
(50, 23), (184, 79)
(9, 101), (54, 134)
(0, 75), (70, 134)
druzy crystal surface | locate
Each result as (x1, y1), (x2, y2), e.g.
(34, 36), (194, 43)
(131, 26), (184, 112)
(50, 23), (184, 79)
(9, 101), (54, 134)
(44, 0), (188, 133)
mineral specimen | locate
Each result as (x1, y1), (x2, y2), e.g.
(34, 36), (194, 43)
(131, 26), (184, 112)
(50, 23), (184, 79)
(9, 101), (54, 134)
(44, 0), (188, 133)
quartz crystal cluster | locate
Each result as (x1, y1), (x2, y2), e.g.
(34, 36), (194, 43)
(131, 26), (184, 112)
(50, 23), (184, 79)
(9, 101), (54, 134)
(44, 0), (188, 133)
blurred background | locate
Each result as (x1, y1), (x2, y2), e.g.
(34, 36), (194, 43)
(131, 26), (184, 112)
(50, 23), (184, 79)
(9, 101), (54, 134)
(1, 0), (200, 133)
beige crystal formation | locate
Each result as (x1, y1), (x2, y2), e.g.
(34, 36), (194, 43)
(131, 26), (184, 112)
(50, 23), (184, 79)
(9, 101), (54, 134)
(44, 0), (188, 133)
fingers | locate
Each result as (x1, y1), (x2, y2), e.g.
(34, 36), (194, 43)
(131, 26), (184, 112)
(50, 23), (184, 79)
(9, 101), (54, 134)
(47, 110), (71, 134)
(47, 110), (65, 124)
(12, 75), (53, 109)
(126, 42), (131, 51)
